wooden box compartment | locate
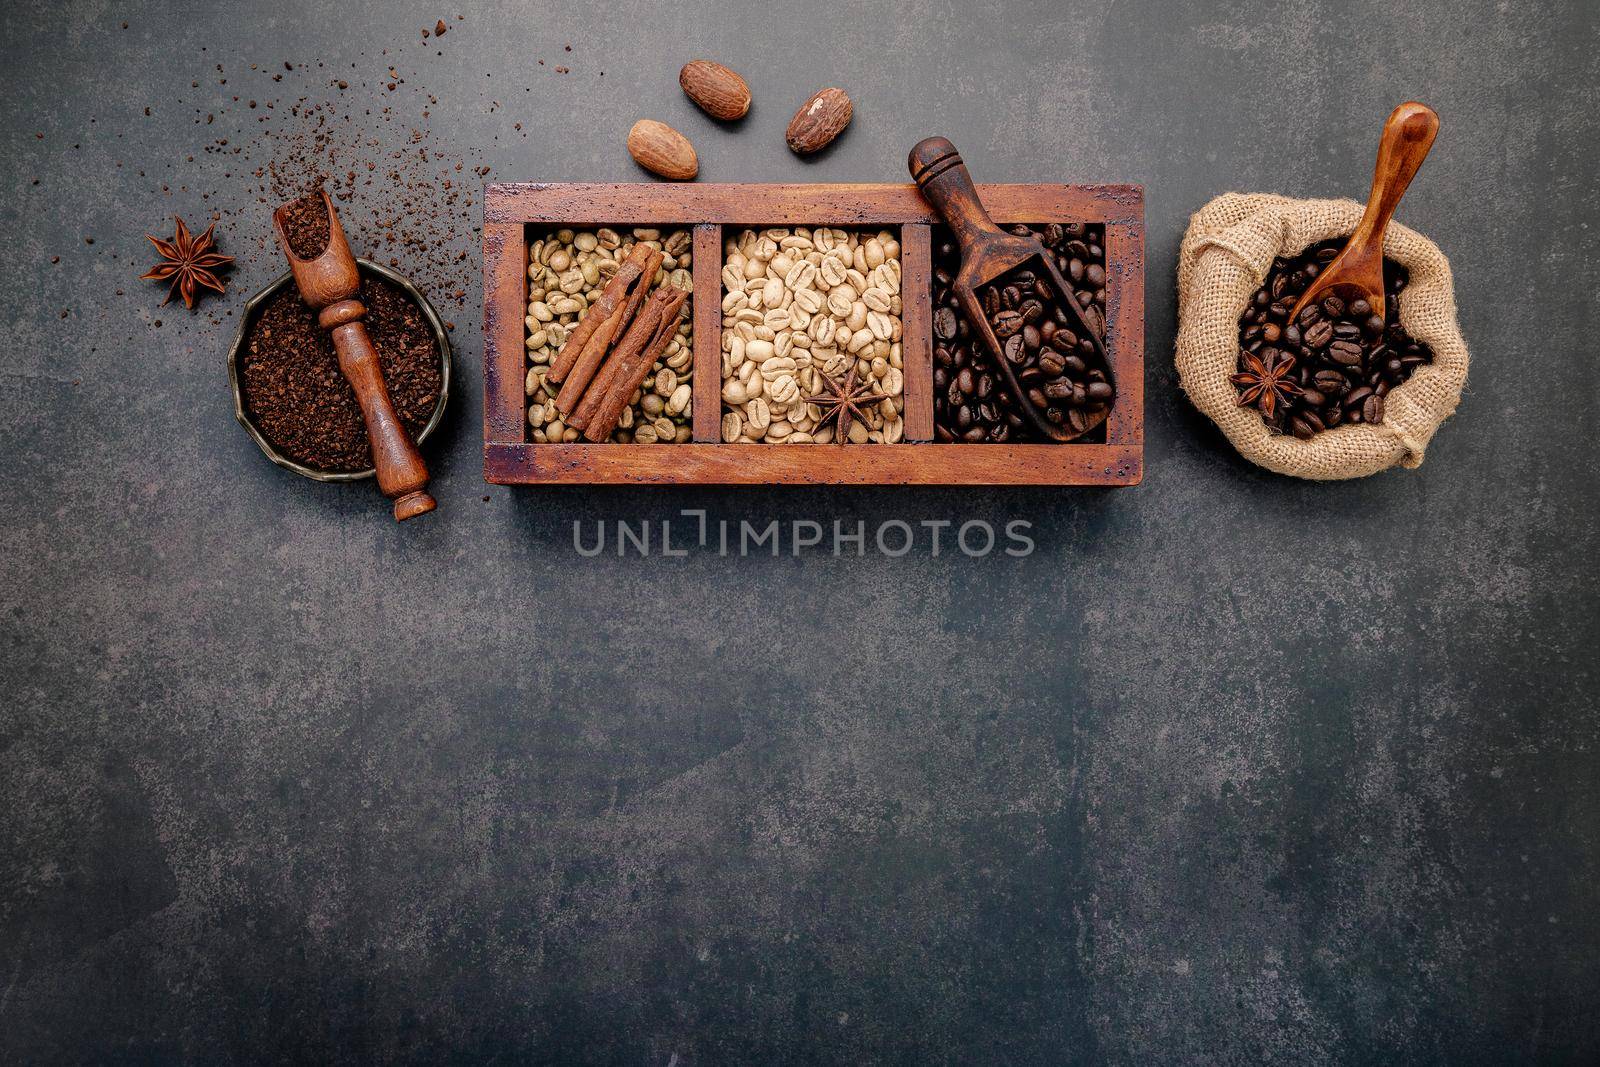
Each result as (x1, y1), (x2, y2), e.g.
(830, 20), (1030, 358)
(484, 183), (1144, 485)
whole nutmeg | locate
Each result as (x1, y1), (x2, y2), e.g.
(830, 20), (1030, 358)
(627, 119), (698, 181)
(679, 59), (751, 121)
(786, 87), (852, 155)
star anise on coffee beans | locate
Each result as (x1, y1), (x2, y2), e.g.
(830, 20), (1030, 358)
(807, 365), (890, 444)
(1230, 349), (1302, 421)
(140, 216), (233, 310)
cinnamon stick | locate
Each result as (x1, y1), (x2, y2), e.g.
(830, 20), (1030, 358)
(554, 247), (661, 415)
(571, 286), (677, 432)
(582, 288), (688, 442)
(576, 287), (675, 435)
(547, 243), (653, 384)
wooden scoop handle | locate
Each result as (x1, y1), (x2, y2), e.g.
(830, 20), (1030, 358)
(325, 301), (436, 522)
(274, 189), (435, 522)
(1348, 103), (1440, 279)
(908, 137), (1008, 251)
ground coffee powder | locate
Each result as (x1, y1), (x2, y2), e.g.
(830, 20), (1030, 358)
(280, 191), (331, 259)
(240, 277), (440, 472)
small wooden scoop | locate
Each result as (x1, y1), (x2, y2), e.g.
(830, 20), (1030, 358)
(272, 189), (436, 521)
(1287, 102), (1440, 325)
(908, 136), (1111, 442)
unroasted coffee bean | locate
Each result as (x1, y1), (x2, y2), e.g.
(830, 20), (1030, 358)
(1233, 238), (1433, 437)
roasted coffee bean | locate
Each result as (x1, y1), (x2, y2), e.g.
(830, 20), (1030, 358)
(1314, 369), (1347, 394)
(1327, 341), (1364, 367)
(1232, 238), (1433, 439)
(934, 306), (958, 340)
(957, 367), (975, 395)
(1304, 320), (1335, 348)
(933, 223), (1113, 442)
(1086, 381), (1114, 402)
(993, 310), (1025, 338)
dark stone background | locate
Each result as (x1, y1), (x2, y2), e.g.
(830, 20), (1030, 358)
(3, 1), (1597, 1063)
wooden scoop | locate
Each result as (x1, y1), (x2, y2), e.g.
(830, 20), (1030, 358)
(272, 189), (436, 522)
(908, 136), (1111, 442)
(1287, 102), (1440, 325)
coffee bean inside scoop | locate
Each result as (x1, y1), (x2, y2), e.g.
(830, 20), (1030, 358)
(933, 223), (1112, 443)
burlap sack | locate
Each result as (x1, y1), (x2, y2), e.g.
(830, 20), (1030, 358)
(1176, 193), (1469, 479)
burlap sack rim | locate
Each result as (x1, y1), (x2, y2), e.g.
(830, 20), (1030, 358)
(1176, 193), (1470, 480)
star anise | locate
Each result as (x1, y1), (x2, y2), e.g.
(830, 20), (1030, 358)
(806, 364), (891, 444)
(140, 216), (233, 310)
(1230, 348), (1302, 421)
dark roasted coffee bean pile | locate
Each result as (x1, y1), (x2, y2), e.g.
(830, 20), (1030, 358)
(1237, 240), (1434, 439)
(932, 223), (1110, 443)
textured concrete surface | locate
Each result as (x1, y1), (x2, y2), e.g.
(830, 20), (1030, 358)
(3, 0), (1598, 1063)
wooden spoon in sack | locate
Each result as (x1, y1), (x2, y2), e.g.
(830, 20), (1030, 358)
(1287, 102), (1440, 325)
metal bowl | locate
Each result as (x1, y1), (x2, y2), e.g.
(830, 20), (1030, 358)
(227, 259), (452, 482)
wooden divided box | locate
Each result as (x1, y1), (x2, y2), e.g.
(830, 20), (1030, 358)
(482, 183), (1144, 485)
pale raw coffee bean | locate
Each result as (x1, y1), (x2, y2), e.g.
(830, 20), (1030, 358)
(720, 225), (902, 443)
(746, 397), (771, 431)
(722, 412), (742, 441)
(768, 375), (801, 407)
(760, 356), (798, 381)
(668, 384), (692, 415)
(785, 261), (818, 290)
(655, 368), (678, 396)
(634, 423), (659, 444)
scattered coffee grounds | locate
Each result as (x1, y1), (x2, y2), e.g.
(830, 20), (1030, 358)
(933, 223), (1110, 442)
(279, 191), (330, 259)
(1235, 241), (1434, 439)
(239, 277), (440, 472)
